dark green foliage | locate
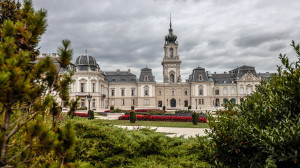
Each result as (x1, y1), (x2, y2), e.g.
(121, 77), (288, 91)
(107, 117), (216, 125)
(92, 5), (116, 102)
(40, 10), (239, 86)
(110, 106), (114, 110)
(188, 105), (191, 110)
(0, 1), (75, 166)
(71, 118), (210, 167)
(90, 110), (94, 119)
(175, 110), (192, 114)
(131, 105), (135, 110)
(130, 111), (136, 123)
(204, 41), (300, 167)
(163, 105), (166, 111)
(192, 112), (199, 125)
(68, 97), (79, 118)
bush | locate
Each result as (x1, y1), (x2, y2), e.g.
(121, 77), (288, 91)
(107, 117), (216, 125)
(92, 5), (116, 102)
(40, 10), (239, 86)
(129, 111), (136, 123)
(110, 106), (114, 110)
(89, 110), (94, 119)
(188, 105), (191, 110)
(78, 106), (87, 110)
(204, 41), (300, 167)
(192, 112), (199, 125)
(147, 110), (166, 115)
(163, 106), (166, 111)
(131, 106), (135, 110)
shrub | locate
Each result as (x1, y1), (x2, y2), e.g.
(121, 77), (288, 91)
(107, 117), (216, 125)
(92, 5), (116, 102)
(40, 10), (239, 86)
(78, 106), (87, 110)
(110, 106), (114, 110)
(188, 105), (191, 110)
(175, 110), (192, 114)
(129, 111), (136, 123)
(89, 110), (94, 119)
(192, 112), (199, 125)
(131, 106), (135, 110)
(204, 41), (300, 167)
(163, 106), (166, 111)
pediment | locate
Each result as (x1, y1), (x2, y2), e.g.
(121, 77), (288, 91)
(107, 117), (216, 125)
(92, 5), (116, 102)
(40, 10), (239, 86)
(238, 72), (260, 81)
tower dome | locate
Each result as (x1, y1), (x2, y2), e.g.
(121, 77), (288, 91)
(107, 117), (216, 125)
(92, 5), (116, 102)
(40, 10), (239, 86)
(74, 53), (99, 71)
(165, 15), (177, 44)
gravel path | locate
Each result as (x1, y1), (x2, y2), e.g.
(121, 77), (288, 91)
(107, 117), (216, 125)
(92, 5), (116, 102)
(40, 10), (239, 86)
(115, 125), (209, 138)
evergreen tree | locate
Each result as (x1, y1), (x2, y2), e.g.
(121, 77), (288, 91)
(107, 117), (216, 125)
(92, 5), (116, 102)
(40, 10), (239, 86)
(0, 0), (76, 167)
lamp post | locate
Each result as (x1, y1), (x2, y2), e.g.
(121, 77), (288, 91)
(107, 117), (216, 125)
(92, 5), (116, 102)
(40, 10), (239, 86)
(87, 93), (92, 120)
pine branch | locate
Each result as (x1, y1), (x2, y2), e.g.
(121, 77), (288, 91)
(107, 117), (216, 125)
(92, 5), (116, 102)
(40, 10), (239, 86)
(8, 113), (37, 139)
(6, 144), (31, 164)
(10, 110), (36, 128)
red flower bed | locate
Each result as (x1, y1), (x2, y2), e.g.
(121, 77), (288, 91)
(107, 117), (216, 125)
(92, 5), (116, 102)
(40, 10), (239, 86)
(74, 112), (88, 117)
(119, 115), (207, 123)
(135, 109), (166, 112)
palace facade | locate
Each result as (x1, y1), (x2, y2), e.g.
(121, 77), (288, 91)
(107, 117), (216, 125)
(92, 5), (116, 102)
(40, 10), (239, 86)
(68, 22), (272, 112)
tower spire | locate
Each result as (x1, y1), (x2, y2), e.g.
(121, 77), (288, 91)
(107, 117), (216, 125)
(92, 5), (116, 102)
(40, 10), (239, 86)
(170, 13), (172, 29)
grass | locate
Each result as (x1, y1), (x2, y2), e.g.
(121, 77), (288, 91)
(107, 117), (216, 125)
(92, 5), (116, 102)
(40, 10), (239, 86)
(100, 119), (209, 128)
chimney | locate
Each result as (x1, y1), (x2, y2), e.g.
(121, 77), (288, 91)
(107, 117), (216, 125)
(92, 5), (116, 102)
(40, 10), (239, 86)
(116, 69), (120, 74)
(214, 72), (216, 74)
(128, 69), (131, 74)
(52, 53), (56, 57)
(224, 71), (227, 74)
(42, 53), (47, 57)
(206, 71), (208, 75)
(153, 76), (155, 81)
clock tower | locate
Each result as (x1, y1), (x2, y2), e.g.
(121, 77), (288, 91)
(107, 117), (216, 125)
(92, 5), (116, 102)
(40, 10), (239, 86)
(162, 16), (182, 83)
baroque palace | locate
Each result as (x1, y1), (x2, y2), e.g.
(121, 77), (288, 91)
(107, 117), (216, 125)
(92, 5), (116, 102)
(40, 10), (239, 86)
(67, 21), (272, 112)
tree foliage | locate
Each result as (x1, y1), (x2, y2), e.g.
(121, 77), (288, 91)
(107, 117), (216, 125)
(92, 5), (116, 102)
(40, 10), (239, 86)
(0, 0), (76, 167)
(204, 41), (300, 167)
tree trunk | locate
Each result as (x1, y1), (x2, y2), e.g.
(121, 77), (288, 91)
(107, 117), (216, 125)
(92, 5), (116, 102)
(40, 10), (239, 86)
(0, 106), (11, 166)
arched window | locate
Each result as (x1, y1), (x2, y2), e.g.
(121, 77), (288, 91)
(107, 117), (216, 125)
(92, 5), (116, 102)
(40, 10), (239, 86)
(240, 87), (244, 94)
(144, 86), (149, 96)
(230, 98), (236, 105)
(247, 87), (252, 94)
(215, 88), (220, 95)
(144, 75), (148, 81)
(199, 88), (203, 95)
(170, 48), (173, 58)
(170, 74), (174, 83)
(223, 87), (228, 95)
(231, 87), (236, 95)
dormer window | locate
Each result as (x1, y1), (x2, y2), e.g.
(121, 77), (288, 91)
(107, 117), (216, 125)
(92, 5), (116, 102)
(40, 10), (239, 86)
(198, 75), (203, 81)
(144, 86), (149, 96)
(170, 48), (174, 58)
(144, 75), (149, 81)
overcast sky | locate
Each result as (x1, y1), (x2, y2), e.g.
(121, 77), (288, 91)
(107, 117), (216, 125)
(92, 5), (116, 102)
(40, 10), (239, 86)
(32, 0), (300, 82)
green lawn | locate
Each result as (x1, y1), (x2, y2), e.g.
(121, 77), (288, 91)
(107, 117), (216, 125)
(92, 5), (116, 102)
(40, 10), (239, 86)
(100, 119), (209, 128)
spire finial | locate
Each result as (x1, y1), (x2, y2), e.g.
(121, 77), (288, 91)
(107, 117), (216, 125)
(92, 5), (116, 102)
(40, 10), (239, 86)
(85, 49), (87, 55)
(170, 13), (172, 29)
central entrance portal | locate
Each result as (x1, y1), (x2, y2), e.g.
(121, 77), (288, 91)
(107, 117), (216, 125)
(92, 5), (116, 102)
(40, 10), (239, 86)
(170, 98), (176, 107)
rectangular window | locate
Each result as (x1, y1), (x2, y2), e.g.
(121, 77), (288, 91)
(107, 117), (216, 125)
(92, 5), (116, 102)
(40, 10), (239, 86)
(158, 101), (162, 107)
(121, 89), (125, 96)
(92, 83), (95, 92)
(159, 91), (162, 96)
(184, 91), (188, 95)
(172, 91), (174, 96)
(199, 99), (201, 104)
(215, 90), (219, 95)
(111, 100), (115, 105)
(81, 83), (85, 92)
(122, 100), (125, 106)
(81, 99), (85, 107)
(184, 100), (188, 107)
(199, 89), (203, 95)
(144, 90), (148, 96)
(92, 99), (96, 107)
(111, 90), (115, 96)
(202, 99), (204, 104)
(131, 89), (135, 96)
(132, 99), (135, 105)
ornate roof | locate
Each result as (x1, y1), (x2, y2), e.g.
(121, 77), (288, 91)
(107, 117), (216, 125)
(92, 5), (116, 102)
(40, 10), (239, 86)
(75, 54), (98, 66)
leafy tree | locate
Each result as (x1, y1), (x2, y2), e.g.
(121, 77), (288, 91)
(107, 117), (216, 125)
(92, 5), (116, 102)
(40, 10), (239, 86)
(0, 0), (76, 167)
(205, 41), (300, 167)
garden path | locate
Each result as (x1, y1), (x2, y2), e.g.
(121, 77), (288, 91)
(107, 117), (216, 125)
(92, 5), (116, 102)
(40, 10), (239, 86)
(115, 125), (209, 138)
